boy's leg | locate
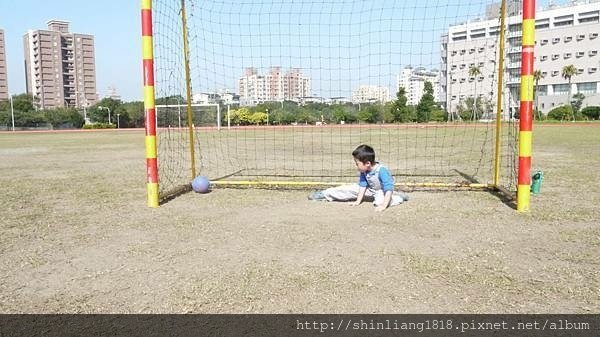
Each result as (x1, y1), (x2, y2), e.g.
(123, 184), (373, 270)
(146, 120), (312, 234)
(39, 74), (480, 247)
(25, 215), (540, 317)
(371, 190), (409, 207)
(322, 184), (361, 201)
(372, 190), (385, 206)
(390, 191), (409, 206)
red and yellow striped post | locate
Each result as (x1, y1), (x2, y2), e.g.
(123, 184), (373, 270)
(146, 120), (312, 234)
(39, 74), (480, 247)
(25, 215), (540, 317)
(142, 0), (159, 207)
(517, 0), (535, 212)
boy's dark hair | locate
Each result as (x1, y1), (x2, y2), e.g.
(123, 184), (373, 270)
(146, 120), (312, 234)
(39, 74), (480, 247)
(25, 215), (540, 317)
(352, 144), (375, 164)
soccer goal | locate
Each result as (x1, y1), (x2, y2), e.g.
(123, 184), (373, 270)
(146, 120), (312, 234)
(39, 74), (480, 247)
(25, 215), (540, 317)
(141, 0), (535, 211)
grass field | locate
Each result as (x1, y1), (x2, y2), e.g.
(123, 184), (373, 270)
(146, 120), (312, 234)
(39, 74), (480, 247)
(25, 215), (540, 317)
(0, 124), (598, 313)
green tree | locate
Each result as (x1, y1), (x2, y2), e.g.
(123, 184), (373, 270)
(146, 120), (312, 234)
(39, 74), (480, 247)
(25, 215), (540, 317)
(296, 110), (316, 124)
(155, 95), (185, 106)
(561, 64), (578, 120)
(429, 108), (446, 122)
(15, 110), (47, 127)
(416, 81), (436, 123)
(457, 97), (484, 121)
(0, 100), (10, 128)
(382, 102), (396, 123)
(0, 113), (8, 129)
(44, 107), (85, 128)
(11, 94), (34, 113)
(547, 105), (573, 121)
(533, 70), (544, 120)
(391, 87), (414, 122)
(249, 111), (267, 125)
(0, 94), (36, 128)
(231, 107), (251, 125)
(268, 108), (295, 125)
(357, 105), (379, 123)
(571, 93), (585, 119)
(581, 106), (600, 120)
(468, 65), (482, 120)
(89, 98), (123, 124)
(122, 101), (144, 127)
(331, 105), (349, 123)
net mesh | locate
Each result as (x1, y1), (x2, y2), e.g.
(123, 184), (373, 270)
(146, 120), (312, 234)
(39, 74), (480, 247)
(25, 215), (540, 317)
(151, 0), (518, 199)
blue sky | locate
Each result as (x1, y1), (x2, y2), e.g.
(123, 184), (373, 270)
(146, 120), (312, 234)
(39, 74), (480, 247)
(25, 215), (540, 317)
(1, 0), (141, 101)
(1, 0), (561, 102)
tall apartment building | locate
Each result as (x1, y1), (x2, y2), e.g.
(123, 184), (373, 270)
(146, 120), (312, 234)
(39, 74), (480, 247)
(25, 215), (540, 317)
(0, 29), (8, 101)
(23, 20), (97, 109)
(351, 85), (390, 103)
(441, 0), (600, 118)
(397, 66), (440, 106)
(238, 67), (310, 105)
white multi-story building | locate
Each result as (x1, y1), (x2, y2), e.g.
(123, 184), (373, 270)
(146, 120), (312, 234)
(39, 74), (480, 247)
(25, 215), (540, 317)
(397, 66), (441, 106)
(351, 85), (390, 103)
(238, 67), (310, 105)
(526, 1), (600, 113)
(441, 0), (600, 118)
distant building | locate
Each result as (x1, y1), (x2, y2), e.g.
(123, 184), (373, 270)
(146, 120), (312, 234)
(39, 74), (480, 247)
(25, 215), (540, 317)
(328, 96), (352, 105)
(283, 68), (311, 103)
(238, 67), (310, 105)
(23, 20), (97, 109)
(298, 96), (325, 105)
(351, 85), (390, 103)
(397, 66), (440, 106)
(485, 0), (523, 19)
(192, 89), (239, 105)
(0, 29), (8, 101)
(105, 85), (121, 101)
(441, 0), (600, 117)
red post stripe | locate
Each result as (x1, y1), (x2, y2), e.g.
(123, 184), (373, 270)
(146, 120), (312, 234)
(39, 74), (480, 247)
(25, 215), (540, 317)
(141, 9), (153, 36)
(143, 59), (154, 85)
(145, 108), (156, 135)
(523, 1), (535, 19)
(521, 51), (534, 74)
(146, 158), (158, 183)
(520, 102), (533, 131)
(518, 157), (531, 184)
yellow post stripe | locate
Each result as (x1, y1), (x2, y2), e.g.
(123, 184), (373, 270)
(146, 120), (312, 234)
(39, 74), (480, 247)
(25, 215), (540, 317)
(517, 185), (530, 212)
(144, 86), (155, 108)
(522, 19), (535, 46)
(141, 0), (152, 10)
(519, 131), (532, 157)
(142, 36), (153, 60)
(147, 183), (159, 207)
(145, 135), (157, 158)
(520, 75), (534, 101)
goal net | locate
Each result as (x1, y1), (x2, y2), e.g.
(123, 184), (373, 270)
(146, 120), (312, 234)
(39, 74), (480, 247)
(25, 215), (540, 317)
(149, 0), (519, 202)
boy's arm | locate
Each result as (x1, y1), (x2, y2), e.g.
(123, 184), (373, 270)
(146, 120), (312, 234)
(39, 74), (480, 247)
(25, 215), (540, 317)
(350, 186), (367, 206)
(375, 190), (393, 212)
(375, 166), (395, 211)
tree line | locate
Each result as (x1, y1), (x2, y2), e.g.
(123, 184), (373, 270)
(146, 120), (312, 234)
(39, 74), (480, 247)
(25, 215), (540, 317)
(1, 78), (598, 130)
(0, 95), (145, 129)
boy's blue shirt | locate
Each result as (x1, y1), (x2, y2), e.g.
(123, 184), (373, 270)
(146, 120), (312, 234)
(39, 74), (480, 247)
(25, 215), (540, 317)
(358, 162), (395, 192)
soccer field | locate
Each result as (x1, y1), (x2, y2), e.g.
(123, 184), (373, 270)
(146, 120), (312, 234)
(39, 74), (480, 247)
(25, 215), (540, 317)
(0, 124), (598, 313)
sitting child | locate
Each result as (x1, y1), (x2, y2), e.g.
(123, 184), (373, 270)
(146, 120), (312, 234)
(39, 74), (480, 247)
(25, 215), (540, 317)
(308, 144), (408, 212)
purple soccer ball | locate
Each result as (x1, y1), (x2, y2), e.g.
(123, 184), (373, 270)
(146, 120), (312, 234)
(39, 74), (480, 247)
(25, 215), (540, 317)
(191, 175), (210, 193)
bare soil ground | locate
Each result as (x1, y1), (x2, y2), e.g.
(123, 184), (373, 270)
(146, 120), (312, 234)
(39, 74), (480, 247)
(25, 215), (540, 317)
(0, 125), (598, 313)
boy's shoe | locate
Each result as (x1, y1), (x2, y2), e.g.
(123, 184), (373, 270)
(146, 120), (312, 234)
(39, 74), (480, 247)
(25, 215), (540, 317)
(308, 191), (327, 201)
